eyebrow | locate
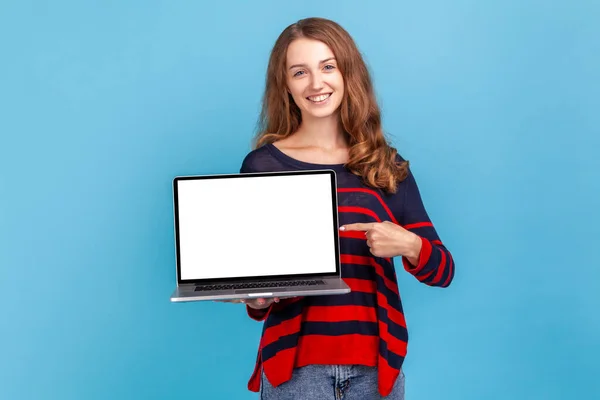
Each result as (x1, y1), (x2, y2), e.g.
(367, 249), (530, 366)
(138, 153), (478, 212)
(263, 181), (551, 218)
(289, 57), (336, 70)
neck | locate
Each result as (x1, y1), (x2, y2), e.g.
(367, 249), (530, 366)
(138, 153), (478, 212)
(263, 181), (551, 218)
(294, 113), (347, 149)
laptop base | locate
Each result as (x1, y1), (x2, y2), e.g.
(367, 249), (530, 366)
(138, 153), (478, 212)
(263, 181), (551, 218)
(170, 277), (350, 302)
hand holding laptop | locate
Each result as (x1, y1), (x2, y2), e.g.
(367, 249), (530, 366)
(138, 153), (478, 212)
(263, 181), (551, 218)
(215, 296), (286, 309)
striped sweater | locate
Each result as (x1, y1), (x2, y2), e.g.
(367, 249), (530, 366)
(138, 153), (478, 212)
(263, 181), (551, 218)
(239, 143), (455, 396)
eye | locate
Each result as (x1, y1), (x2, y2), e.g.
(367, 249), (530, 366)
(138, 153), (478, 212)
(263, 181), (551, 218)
(324, 64), (336, 71)
(293, 70), (305, 77)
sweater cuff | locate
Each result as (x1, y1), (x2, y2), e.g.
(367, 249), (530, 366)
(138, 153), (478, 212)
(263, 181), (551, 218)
(245, 296), (304, 321)
(402, 236), (432, 275)
(246, 304), (271, 321)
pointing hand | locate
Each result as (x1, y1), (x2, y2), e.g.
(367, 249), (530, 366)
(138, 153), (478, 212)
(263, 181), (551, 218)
(340, 221), (421, 262)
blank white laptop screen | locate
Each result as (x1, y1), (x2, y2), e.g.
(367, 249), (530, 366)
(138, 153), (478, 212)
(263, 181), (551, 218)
(175, 173), (338, 281)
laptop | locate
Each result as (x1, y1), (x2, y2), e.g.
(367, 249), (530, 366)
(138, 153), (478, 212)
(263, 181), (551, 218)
(169, 169), (351, 302)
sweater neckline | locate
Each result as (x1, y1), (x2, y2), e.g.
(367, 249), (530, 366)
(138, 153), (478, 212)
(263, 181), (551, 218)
(266, 143), (348, 172)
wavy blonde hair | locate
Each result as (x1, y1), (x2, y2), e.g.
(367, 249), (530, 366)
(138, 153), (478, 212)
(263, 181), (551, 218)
(253, 17), (409, 193)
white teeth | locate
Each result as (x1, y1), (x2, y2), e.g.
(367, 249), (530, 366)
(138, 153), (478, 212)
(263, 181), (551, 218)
(308, 93), (331, 102)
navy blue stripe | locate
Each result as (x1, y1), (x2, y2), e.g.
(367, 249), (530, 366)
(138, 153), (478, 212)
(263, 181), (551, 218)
(379, 338), (405, 370)
(340, 237), (374, 258)
(261, 332), (299, 362)
(405, 225), (436, 237)
(301, 320), (379, 336)
(341, 259), (398, 292)
(442, 255), (454, 286)
(307, 291), (377, 308)
(338, 210), (380, 224)
(377, 307), (408, 342)
(378, 259), (400, 284)
(263, 300), (304, 328)
(341, 263), (377, 280)
(342, 253), (397, 283)
(428, 248), (450, 286)
(441, 247), (453, 284)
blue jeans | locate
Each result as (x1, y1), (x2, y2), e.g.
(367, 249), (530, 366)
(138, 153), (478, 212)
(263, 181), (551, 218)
(260, 365), (405, 400)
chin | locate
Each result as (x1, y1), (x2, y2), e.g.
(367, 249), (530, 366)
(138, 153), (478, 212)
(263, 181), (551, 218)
(306, 109), (339, 119)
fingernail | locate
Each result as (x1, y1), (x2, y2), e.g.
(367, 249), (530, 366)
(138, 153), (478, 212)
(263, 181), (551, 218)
(339, 226), (345, 231)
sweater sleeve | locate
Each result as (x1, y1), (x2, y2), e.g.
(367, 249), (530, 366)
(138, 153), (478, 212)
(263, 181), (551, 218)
(246, 297), (304, 321)
(247, 304), (270, 321)
(399, 166), (455, 288)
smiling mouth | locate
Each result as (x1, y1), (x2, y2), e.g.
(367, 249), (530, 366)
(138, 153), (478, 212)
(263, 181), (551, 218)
(307, 93), (332, 103)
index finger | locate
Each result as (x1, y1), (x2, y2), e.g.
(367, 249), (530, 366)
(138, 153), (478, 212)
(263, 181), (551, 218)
(340, 222), (377, 231)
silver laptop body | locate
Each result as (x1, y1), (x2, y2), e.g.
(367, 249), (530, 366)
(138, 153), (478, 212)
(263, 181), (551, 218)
(170, 169), (350, 302)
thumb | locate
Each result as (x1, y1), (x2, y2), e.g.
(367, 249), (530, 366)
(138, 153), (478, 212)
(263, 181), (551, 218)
(246, 297), (275, 309)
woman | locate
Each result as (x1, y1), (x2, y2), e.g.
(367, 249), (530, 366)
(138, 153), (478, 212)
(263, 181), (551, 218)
(237, 17), (455, 399)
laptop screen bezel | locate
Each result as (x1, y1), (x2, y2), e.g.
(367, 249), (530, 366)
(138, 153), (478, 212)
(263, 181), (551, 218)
(172, 169), (341, 286)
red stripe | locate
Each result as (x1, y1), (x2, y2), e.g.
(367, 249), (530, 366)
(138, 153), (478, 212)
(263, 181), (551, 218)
(403, 237), (432, 275)
(429, 249), (447, 286)
(260, 314), (302, 348)
(404, 221), (433, 230)
(248, 361), (261, 392)
(341, 254), (399, 295)
(337, 188), (398, 224)
(263, 347), (296, 387)
(338, 206), (382, 222)
(304, 305), (377, 323)
(295, 334), (379, 367)
(340, 254), (371, 266)
(344, 277), (377, 293)
(377, 355), (401, 396)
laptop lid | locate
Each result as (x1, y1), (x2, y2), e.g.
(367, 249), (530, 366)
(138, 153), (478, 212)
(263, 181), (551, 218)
(172, 169), (341, 286)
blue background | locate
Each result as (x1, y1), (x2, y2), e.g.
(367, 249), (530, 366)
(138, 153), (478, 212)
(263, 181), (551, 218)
(1, 1), (599, 399)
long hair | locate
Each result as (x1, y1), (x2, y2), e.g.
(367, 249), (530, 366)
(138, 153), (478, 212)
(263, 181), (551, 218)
(254, 17), (409, 193)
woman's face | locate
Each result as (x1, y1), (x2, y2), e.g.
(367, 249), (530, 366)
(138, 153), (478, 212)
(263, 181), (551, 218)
(285, 38), (344, 121)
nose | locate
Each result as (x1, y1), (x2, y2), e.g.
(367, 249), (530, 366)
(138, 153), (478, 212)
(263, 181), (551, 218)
(310, 73), (324, 91)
